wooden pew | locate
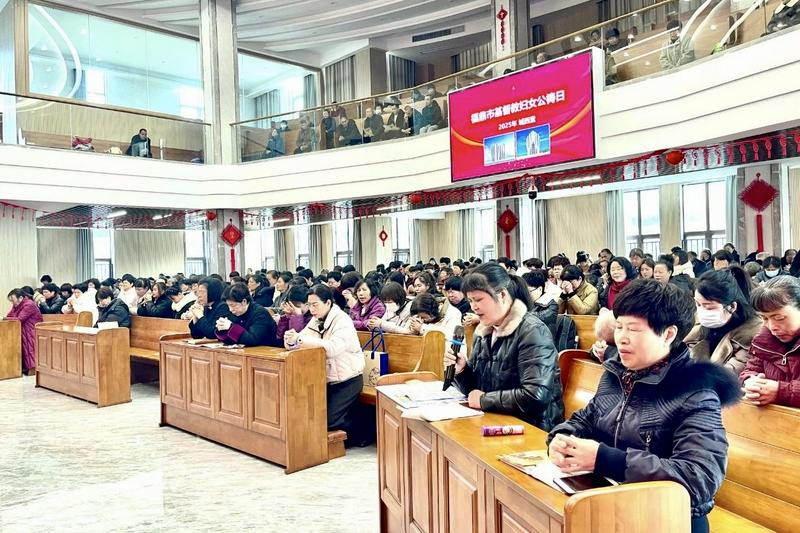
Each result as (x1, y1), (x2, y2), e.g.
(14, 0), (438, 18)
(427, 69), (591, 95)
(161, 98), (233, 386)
(160, 338), (340, 473)
(35, 323), (130, 407)
(128, 316), (190, 382)
(376, 371), (693, 532)
(357, 329), (445, 405)
(0, 319), (22, 380)
(558, 352), (797, 531)
(568, 314), (597, 351)
(43, 311), (93, 327)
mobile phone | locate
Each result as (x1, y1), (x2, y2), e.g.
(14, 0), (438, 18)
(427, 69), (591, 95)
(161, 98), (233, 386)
(553, 473), (617, 495)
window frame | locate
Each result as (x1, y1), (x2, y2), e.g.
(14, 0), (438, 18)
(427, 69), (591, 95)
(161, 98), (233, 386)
(185, 230), (207, 275)
(681, 181), (727, 253)
(623, 189), (660, 256)
(333, 220), (354, 267)
(391, 217), (411, 263)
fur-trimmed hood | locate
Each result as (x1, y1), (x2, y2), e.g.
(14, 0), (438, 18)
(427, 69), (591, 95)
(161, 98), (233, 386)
(475, 299), (529, 338)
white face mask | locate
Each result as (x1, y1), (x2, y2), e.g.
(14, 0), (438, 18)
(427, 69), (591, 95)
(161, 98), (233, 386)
(765, 270), (780, 278)
(385, 302), (399, 315)
(697, 307), (731, 329)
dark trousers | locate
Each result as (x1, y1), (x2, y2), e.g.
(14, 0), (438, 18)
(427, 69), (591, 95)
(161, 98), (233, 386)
(691, 515), (709, 533)
(328, 374), (374, 446)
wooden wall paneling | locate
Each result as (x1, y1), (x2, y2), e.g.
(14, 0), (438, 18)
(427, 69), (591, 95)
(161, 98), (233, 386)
(51, 335), (65, 374)
(161, 344), (188, 410)
(545, 194), (607, 258)
(485, 473), (554, 533)
(36, 329), (51, 373)
(283, 348), (328, 473)
(65, 335), (80, 379)
(80, 339), (97, 386)
(378, 393), (405, 532)
(404, 418), (439, 533)
(438, 438), (481, 533)
(94, 328), (130, 407)
(213, 352), (247, 428)
(186, 348), (214, 418)
(247, 357), (285, 439)
(0, 320), (22, 380)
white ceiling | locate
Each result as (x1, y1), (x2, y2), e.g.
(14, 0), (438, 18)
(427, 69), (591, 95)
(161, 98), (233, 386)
(53, 0), (496, 67)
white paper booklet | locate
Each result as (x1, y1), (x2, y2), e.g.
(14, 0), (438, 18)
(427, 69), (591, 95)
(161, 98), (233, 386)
(401, 403), (483, 422)
(376, 380), (466, 408)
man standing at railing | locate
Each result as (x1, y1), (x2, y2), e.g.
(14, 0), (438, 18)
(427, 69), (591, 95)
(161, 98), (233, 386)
(660, 20), (696, 71)
(125, 128), (152, 158)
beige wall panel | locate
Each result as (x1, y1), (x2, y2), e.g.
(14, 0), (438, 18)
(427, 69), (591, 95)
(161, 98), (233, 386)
(114, 230), (185, 277)
(0, 216), (37, 315)
(546, 193), (607, 259)
(37, 228), (79, 285)
(659, 183), (682, 251)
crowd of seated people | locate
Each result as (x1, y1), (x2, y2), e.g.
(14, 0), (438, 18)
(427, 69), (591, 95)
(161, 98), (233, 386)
(6, 241), (800, 470)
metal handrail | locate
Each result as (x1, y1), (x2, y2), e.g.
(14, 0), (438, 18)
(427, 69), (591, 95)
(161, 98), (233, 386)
(0, 90), (211, 126)
(230, 0), (677, 126)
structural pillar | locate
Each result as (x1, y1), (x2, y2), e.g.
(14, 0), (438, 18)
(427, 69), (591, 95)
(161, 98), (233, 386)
(207, 209), (245, 276)
(496, 199), (522, 261)
(490, 0), (531, 73)
(199, 0), (238, 164)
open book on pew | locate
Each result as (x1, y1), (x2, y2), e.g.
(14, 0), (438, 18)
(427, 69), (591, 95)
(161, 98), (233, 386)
(498, 449), (617, 494)
(376, 380), (466, 409)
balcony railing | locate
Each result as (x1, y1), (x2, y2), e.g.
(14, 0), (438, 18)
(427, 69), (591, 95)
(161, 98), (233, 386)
(0, 91), (210, 164)
(232, 0), (796, 163)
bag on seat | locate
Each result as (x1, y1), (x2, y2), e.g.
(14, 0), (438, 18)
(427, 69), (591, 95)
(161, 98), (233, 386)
(362, 329), (389, 387)
(555, 315), (578, 352)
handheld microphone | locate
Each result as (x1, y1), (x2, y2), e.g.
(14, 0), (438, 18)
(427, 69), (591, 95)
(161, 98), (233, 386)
(443, 324), (465, 391)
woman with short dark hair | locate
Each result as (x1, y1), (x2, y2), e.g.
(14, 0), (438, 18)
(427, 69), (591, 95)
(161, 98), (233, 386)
(284, 284), (365, 438)
(214, 282), (276, 346)
(368, 281), (411, 332)
(247, 273), (274, 307)
(6, 288), (43, 374)
(549, 280), (740, 533)
(599, 256), (637, 310)
(740, 276), (800, 407)
(188, 277), (230, 339)
(276, 285), (312, 346)
(444, 262), (563, 430)
(39, 283), (65, 314)
(137, 282), (174, 318)
(755, 256), (787, 284)
(556, 265), (599, 315)
(95, 286), (131, 328)
(348, 279), (385, 331)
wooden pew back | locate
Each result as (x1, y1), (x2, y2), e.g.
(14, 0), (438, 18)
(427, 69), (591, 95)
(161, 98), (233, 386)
(568, 314), (597, 351)
(558, 351), (800, 530)
(358, 329), (446, 378)
(129, 316), (190, 358)
(42, 314), (79, 326)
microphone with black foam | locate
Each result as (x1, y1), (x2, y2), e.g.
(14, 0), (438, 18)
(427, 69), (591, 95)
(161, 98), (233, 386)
(443, 324), (465, 391)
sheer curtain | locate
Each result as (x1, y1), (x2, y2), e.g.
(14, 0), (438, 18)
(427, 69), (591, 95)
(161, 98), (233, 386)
(309, 224), (324, 274)
(388, 55), (417, 91)
(533, 200), (548, 260)
(411, 219), (422, 263)
(76, 228), (94, 281)
(457, 209), (475, 259)
(451, 42), (492, 72)
(323, 56), (355, 104)
(726, 174), (739, 248)
(274, 229), (289, 271)
(255, 90), (280, 128)
(352, 219), (363, 271)
(606, 190), (625, 256)
(303, 74), (318, 110)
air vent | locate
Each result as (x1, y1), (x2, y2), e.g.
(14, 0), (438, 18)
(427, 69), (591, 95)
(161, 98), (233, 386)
(412, 25), (465, 42)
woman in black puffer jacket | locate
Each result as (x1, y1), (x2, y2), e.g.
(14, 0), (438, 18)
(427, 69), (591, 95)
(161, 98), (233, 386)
(547, 279), (739, 533)
(188, 277), (231, 339)
(445, 262), (564, 431)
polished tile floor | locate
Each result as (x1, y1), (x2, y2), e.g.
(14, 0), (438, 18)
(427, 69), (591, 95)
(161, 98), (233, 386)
(0, 376), (379, 533)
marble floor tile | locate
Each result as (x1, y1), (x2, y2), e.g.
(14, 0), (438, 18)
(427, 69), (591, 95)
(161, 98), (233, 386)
(0, 376), (379, 533)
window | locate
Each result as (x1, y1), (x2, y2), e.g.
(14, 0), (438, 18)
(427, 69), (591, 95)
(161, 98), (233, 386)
(682, 181), (727, 253)
(92, 228), (113, 278)
(333, 220), (353, 266)
(475, 207), (496, 261)
(237, 52), (319, 123)
(185, 230), (207, 275)
(391, 217), (411, 263)
(295, 226), (310, 268)
(85, 69), (106, 104)
(624, 189), (661, 256)
(244, 229), (276, 271)
(178, 86), (203, 120)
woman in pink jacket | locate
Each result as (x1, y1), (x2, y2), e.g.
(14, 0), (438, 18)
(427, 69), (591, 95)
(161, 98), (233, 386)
(740, 276), (800, 407)
(6, 288), (43, 375)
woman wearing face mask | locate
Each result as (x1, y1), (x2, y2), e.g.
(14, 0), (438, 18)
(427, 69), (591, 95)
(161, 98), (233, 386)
(367, 282), (411, 332)
(639, 258), (655, 280)
(755, 256), (788, 284)
(348, 279), (386, 331)
(284, 285), (365, 439)
(95, 287), (131, 328)
(214, 282), (276, 346)
(599, 257), (637, 311)
(685, 266), (761, 374)
(188, 277), (230, 339)
(522, 269), (558, 338)
(443, 262), (564, 430)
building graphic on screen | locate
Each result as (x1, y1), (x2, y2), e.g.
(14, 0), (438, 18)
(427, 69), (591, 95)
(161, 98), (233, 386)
(491, 143), (508, 161)
(525, 129), (541, 156)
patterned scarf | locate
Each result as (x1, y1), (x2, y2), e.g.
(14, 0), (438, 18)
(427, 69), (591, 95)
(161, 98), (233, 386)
(621, 356), (670, 395)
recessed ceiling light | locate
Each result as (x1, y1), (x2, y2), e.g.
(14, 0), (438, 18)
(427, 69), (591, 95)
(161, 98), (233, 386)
(45, 67), (52, 72)
(80, 28), (88, 35)
(574, 36), (583, 42)
(644, 61), (651, 66)
(710, 24), (717, 30)
(152, 214), (164, 221)
(95, 57), (102, 62)
(107, 210), (127, 219)
(40, 45), (48, 51)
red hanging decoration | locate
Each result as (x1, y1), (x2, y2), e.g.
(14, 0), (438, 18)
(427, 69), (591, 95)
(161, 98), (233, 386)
(739, 173), (779, 253)
(665, 150), (684, 165)
(206, 211), (217, 221)
(379, 226), (389, 247)
(496, 6), (508, 47)
(497, 205), (519, 258)
(221, 220), (243, 246)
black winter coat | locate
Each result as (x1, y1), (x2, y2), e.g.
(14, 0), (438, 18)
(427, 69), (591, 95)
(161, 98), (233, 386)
(548, 345), (740, 518)
(137, 294), (174, 318)
(189, 301), (231, 339)
(252, 285), (274, 308)
(96, 298), (131, 328)
(455, 300), (564, 431)
(532, 298), (558, 340)
(215, 304), (276, 347)
(39, 295), (65, 314)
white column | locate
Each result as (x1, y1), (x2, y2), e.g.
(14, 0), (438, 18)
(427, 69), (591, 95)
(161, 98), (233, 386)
(490, 0), (531, 73)
(199, 0), (238, 164)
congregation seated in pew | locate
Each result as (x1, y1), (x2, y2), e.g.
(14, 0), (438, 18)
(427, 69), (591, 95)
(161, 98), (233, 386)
(95, 286), (131, 328)
(214, 282), (276, 346)
(136, 282), (174, 318)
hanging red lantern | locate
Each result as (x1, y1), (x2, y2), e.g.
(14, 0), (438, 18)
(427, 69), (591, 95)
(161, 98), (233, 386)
(221, 220), (243, 247)
(206, 211), (217, 221)
(497, 205), (519, 258)
(379, 226), (389, 247)
(408, 192), (423, 205)
(665, 150), (685, 165)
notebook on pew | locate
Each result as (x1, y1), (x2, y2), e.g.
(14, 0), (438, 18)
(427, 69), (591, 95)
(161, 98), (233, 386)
(401, 402), (483, 422)
(376, 380), (466, 409)
(497, 449), (617, 493)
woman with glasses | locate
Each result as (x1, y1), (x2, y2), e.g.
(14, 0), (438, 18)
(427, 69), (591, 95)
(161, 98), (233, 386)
(213, 282), (276, 346)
